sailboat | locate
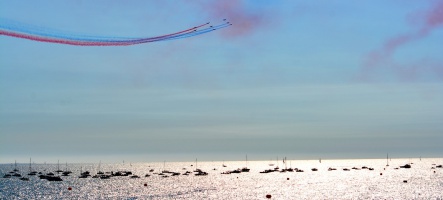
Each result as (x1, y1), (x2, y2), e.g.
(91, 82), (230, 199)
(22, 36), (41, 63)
(97, 161), (104, 174)
(62, 162), (72, 176)
(241, 155), (250, 172)
(274, 157), (279, 170)
(386, 153), (389, 167)
(55, 160), (63, 173)
(13, 160), (19, 172)
(28, 158), (37, 176)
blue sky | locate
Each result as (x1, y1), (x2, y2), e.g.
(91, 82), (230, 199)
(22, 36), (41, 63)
(1, 0), (442, 163)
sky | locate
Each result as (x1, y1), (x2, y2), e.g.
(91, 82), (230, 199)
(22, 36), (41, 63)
(1, 0), (442, 163)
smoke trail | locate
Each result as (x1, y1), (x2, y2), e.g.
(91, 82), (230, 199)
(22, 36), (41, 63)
(0, 19), (231, 46)
(360, 0), (443, 81)
(199, 0), (271, 38)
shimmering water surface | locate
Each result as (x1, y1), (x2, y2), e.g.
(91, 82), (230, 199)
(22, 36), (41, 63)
(1, 158), (442, 199)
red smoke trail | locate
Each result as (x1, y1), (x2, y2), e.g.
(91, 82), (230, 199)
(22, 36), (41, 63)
(200, 0), (271, 38)
(361, 0), (443, 81)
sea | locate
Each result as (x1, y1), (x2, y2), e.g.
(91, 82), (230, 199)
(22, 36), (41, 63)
(0, 158), (442, 199)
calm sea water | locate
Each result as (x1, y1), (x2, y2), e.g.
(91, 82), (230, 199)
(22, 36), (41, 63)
(1, 158), (442, 199)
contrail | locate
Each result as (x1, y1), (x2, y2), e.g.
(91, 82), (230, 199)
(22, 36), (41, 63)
(0, 19), (231, 46)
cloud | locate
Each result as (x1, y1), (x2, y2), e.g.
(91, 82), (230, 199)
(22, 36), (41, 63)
(360, 0), (443, 81)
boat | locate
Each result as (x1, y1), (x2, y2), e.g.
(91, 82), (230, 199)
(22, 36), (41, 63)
(100, 175), (111, 179)
(20, 177), (30, 181)
(28, 158), (37, 176)
(400, 164), (411, 169)
(46, 176), (63, 181)
(55, 160), (63, 173)
(241, 155), (250, 172)
(311, 168), (318, 171)
(241, 167), (250, 172)
(97, 161), (104, 174)
(62, 162), (72, 176)
(386, 153), (389, 167)
(13, 160), (19, 172)
(195, 171), (208, 176)
(12, 173), (22, 177)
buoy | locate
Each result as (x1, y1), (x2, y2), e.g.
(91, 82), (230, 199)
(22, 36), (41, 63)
(287, 178), (289, 180)
(68, 187), (72, 190)
(266, 194), (272, 199)
(380, 173), (382, 175)
(144, 183), (147, 187)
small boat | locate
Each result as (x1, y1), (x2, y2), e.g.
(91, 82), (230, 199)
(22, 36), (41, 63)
(46, 176), (63, 181)
(400, 164), (411, 169)
(55, 160), (63, 173)
(311, 168), (318, 171)
(259, 169), (274, 173)
(195, 171), (208, 176)
(130, 175), (140, 178)
(3, 174), (11, 178)
(97, 161), (104, 174)
(28, 158), (37, 176)
(241, 155), (250, 172)
(20, 177), (29, 181)
(241, 167), (250, 172)
(386, 153), (389, 167)
(13, 160), (19, 172)
(100, 175), (111, 179)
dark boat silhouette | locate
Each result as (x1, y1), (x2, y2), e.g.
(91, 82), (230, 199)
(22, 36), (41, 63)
(46, 176), (63, 181)
(400, 164), (411, 169)
(311, 168), (318, 171)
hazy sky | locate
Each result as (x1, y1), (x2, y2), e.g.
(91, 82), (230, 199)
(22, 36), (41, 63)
(1, 0), (442, 163)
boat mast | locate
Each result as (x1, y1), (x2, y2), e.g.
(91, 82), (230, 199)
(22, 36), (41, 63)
(386, 153), (389, 166)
